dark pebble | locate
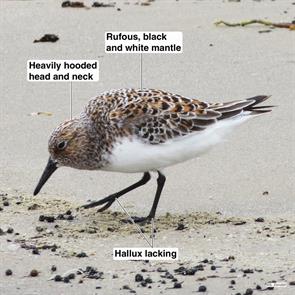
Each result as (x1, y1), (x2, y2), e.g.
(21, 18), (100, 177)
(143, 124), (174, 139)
(34, 34), (59, 43)
(145, 277), (153, 284)
(256, 284), (261, 290)
(289, 281), (295, 285)
(96, 286), (102, 289)
(39, 215), (45, 222)
(76, 252), (88, 258)
(135, 273), (143, 282)
(174, 282), (182, 288)
(32, 248), (40, 255)
(0, 207), (3, 211)
(46, 216), (55, 223)
(5, 269), (13, 276)
(176, 223), (186, 230)
(63, 277), (70, 283)
(198, 285), (207, 292)
(122, 285), (131, 290)
(3, 201), (9, 206)
(255, 217), (265, 222)
(243, 269), (254, 274)
(7, 227), (14, 234)
(244, 288), (253, 295)
(231, 279), (236, 284)
(54, 275), (63, 282)
(30, 269), (39, 277)
(211, 265), (216, 270)
(67, 273), (75, 280)
(140, 281), (147, 287)
(51, 265), (57, 272)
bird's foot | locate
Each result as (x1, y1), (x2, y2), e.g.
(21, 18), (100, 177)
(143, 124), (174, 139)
(80, 195), (116, 211)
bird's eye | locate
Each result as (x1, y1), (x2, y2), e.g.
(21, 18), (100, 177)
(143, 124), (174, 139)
(57, 141), (67, 150)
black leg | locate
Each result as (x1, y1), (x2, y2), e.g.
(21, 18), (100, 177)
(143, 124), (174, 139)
(132, 171), (166, 223)
(81, 172), (151, 211)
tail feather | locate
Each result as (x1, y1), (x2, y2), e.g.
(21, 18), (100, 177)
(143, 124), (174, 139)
(244, 95), (274, 114)
(215, 95), (274, 121)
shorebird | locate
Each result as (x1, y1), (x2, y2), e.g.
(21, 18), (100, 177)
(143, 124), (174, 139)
(34, 89), (273, 222)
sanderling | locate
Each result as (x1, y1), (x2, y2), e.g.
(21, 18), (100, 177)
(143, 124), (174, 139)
(34, 88), (273, 222)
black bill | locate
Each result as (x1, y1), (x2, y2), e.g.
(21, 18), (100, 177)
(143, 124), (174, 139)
(33, 157), (57, 195)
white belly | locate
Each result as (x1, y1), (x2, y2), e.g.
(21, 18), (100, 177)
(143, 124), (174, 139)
(102, 115), (251, 173)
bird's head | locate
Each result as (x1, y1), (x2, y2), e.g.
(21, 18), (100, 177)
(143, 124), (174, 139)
(33, 118), (99, 196)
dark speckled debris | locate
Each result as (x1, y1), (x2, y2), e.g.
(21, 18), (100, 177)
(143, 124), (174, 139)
(92, 2), (115, 7)
(61, 1), (85, 8)
(76, 251), (88, 258)
(33, 34), (59, 43)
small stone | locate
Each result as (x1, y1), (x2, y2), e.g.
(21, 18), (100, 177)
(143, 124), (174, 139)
(63, 276), (70, 283)
(32, 248), (40, 255)
(51, 265), (57, 272)
(140, 281), (147, 287)
(211, 265), (216, 270)
(176, 223), (186, 230)
(198, 285), (207, 292)
(243, 269), (254, 274)
(231, 280), (236, 285)
(54, 275), (63, 282)
(7, 227), (14, 234)
(35, 226), (44, 232)
(135, 273), (143, 282)
(255, 217), (265, 222)
(96, 286), (102, 289)
(5, 269), (13, 276)
(76, 252), (88, 258)
(244, 288), (253, 295)
(112, 274), (118, 279)
(39, 215), (45, 222)
(174, 282), (182, 288)
(67, 273), (75, 280)
(34, 34), (59, 43)
(30, 269), (39, 277)
(65, 210), (72, 215)
(66, 215), (74, 221)
(289, 281), (295, 285)
(3, 201), (9, 206)
(46, 216), (55, 223)
(145, 277), (153, 284)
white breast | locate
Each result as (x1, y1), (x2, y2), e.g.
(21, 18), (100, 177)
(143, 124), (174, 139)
(102, 114), (251, 173)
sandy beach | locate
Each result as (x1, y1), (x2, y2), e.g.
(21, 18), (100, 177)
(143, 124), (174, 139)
(0, 0), (295, 294)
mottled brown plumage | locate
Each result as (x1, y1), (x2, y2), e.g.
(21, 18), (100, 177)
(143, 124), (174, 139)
(34, 88), (272, 222)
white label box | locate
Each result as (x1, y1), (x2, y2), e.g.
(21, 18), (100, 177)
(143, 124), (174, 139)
(113, 247), (179, 261)
(105, 32), (183, 54)
(27, 60), (99, 82)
